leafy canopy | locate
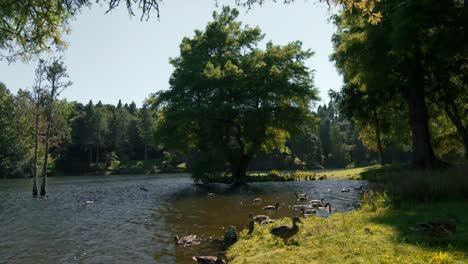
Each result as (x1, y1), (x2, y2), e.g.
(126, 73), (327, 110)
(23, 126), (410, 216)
(155, 7), (318, 178)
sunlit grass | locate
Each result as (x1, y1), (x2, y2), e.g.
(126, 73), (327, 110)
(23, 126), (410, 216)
(228, 200), (468, 264)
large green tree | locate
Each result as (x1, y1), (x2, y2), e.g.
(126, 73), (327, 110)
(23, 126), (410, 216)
(155, 7), (318, 181)
(331, 0), (466, 167)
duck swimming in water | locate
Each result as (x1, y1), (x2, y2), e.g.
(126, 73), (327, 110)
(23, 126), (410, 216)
(252, 197), (263, 203)
(174, 235), (200, 246)
(295, 192), (308, 201)
(263, 203), (280, 210)
(192, 252), (226, 264)
(300, 207), (317, 215)
(318, 202), (332, 213)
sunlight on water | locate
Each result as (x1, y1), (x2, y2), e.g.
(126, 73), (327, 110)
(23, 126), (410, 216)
(0, 174), (366, 264)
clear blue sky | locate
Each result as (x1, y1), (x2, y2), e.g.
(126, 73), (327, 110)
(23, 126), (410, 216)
(0, 0), (342, 107)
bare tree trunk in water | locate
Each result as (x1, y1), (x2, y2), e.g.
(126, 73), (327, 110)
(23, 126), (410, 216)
(373, 109), (384, 165)
(40, 96), (53, 197)
(32, 98), (40, 197)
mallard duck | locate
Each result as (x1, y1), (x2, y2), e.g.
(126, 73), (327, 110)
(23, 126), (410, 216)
(318, 202), (332, 213)
(174, 235), (200, 246)
(341, 188), (350, 192)
(192, 252), (226, 264)
(263, 203), (279, 210)
(310, 198), (324, 206)
(412, 219), (457, 235)
(300, 207), (317, 215)
(252, 197), (263, 203)
(249, 213), (270, 223)
(295, 192), (308, 201)
(270, 217), (303, 240)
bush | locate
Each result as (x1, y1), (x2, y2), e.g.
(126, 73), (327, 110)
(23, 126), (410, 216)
(267, 170), (281, 177)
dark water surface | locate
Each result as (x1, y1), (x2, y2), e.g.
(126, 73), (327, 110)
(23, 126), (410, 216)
(0, 174), (366, 263)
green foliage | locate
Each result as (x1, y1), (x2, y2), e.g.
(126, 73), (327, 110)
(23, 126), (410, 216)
(361, 165), (468, 203)
(155, 7), (318, 180)
(331, 0), (467, 165)
(0, 82), (30, 177)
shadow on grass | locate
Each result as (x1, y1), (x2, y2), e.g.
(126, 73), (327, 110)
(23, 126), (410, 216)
(369, 201), (468, 253)
(360, 164), (468, 253)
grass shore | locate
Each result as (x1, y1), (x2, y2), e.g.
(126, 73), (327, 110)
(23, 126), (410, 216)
(198, 165), (382, 183)
(227, 165), (468, 263)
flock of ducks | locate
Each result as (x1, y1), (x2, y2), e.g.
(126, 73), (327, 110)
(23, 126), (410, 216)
(183, 186), (365, 263)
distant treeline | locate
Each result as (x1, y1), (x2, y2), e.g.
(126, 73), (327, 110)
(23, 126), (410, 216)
(2, 81), (416, 178)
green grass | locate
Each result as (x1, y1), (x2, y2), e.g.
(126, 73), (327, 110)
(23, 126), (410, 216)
(199, 166), (382, 183)
(228, 200), (468, 264)
(314, 165), (382, 180)
(227, 165), (468, 263)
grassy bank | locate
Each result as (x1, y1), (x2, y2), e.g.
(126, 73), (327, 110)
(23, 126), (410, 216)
(199, 165), (381, 183)
(228, 201), (467, 263)
(227, 165), (468, 263)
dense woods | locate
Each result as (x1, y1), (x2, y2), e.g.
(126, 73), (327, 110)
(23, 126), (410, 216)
(2, 1), (467, 180)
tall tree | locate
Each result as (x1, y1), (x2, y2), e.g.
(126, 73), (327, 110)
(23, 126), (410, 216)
(32, 59), (46, 196)
(155, 7), (318, 181)
(40, 59), (72, 197)
(138, 105), (155, 161)
(331, 1), (465, 168)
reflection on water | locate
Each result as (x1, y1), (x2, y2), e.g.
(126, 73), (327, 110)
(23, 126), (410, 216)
(0, 174), (366, 264)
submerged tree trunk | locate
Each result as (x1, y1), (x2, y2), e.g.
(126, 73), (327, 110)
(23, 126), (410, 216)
(40, 98), (53, 197)
(32, 98), (40, 197)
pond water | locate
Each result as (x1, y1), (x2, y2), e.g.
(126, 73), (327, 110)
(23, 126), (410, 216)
(0, 174), (366, 263)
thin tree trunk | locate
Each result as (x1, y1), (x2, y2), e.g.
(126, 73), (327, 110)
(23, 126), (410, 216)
(40, 97), (53, 197)
(89, 146), (93, 165)
(231, 155), (249, 181)
(32, 98), (40, 197)
(443, 101), (468, 159)
(373, 109), (384, 165)
(144, 144), (147, 161)
(96, 145), (100, 164)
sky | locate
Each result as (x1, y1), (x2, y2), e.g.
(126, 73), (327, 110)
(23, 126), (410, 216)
(0, 0), (343, 107)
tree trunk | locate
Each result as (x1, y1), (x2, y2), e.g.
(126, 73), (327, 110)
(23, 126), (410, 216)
(32, 98), (40, 197)
(230, 155), (249, 182)
(144, 144), (148, 161)
(405, 83), (439, 168)
(442, 100), (468, 159)
(40, 99), (53, 197)
(373, 109), (384, 165)
(96, 145), (100, 164)
(89, 146), (93, 165)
